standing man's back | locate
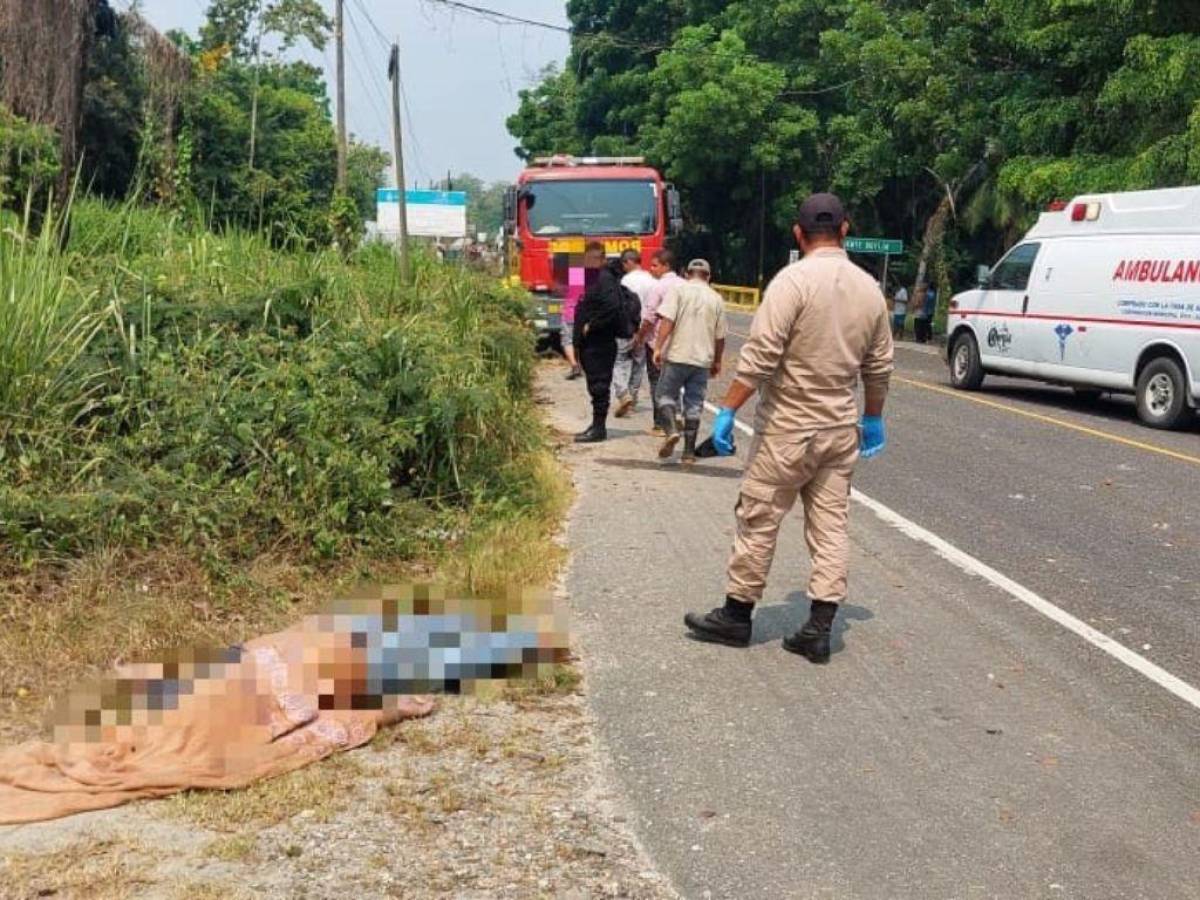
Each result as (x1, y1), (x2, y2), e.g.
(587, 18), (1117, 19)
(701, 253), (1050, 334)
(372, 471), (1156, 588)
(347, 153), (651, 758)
(653, 259), (727, 464)
(739, 250), (892, 435)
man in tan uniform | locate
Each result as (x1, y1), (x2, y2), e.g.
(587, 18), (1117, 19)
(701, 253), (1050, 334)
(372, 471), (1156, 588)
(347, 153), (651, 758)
(684, 193), (894, 663)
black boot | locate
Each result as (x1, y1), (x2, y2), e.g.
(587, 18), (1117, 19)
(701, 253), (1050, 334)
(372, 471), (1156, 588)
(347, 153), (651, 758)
(657, 408), (681, 458)
(782, 599), (838, 664)
(681, 418), (700, 465)
(575, 412), (607, 443)
(564, 365), (582, 381)
(684, 596), (753, 647)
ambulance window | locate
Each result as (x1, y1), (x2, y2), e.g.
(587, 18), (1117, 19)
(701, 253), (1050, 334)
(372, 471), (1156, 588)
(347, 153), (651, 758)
(990, 243), (1041, 291)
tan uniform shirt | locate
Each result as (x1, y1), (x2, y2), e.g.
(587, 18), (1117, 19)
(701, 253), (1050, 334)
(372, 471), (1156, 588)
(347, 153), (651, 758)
(735, 248), (894, 434)
(659, 280), (728, 369)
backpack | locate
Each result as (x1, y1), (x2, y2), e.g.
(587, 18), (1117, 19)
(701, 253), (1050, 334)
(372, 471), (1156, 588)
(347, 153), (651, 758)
(616, 284), (642, 339)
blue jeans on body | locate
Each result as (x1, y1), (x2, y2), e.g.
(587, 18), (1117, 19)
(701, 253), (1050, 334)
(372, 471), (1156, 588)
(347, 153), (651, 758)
(656, 362), (709, 421)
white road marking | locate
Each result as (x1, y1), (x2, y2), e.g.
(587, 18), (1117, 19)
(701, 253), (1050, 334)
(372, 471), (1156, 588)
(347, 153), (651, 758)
(703, 401), (1200, 713)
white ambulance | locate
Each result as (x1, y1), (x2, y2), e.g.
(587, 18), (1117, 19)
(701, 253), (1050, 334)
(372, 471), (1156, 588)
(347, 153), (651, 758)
(946, 185), (1200, 429)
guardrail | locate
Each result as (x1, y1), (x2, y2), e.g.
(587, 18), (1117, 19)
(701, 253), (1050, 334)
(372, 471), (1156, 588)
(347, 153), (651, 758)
(713, 283), (761, 309)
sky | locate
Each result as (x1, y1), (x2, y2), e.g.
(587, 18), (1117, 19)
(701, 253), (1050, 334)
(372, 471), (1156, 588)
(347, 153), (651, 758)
(124, 0), (571, 185)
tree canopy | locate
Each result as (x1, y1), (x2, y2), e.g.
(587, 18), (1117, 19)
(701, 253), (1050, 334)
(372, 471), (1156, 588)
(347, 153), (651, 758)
(508, 0), (1200, 290)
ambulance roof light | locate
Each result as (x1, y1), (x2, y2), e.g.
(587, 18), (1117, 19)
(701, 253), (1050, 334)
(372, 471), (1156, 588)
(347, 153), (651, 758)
(1071, 202), (1102, 222)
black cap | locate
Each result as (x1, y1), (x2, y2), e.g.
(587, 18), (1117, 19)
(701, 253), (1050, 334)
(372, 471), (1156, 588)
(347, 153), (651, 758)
(796, 192), (847, 233)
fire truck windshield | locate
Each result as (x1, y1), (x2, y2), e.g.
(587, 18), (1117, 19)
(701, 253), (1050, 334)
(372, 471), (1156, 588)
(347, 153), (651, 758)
(524, 180), (658, 237)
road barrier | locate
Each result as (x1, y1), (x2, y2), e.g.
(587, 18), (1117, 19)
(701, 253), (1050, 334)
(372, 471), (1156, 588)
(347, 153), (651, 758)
(713, 283), (761, 310)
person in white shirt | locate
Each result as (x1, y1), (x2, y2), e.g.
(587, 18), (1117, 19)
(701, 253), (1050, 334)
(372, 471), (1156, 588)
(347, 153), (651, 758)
(891, 284), (909, 339)
(639, 249), (685, 435)
(612, 249), (657, 417)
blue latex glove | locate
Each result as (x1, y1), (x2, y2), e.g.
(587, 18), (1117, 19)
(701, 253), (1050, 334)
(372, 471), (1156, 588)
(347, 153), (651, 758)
(713, 408), (737, 457)
(859, 416), (886, 459)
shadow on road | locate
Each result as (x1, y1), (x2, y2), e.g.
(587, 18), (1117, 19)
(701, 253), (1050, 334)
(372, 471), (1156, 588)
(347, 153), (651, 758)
(682, 592), (875, 651)
(596, 457), (744, 479)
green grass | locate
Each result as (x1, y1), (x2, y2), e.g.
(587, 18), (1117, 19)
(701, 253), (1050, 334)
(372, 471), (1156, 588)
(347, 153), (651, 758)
(0, 202), (109, 448)
(1, 197), (545, 567)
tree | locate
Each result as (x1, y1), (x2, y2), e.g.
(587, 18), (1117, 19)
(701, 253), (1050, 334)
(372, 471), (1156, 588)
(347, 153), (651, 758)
(346, 140), (390, 221)
(506, 65), (586, 161)
(187, 58), (336, 242)
(200, 0), (330, 59)
(508, 0), (1200, 291)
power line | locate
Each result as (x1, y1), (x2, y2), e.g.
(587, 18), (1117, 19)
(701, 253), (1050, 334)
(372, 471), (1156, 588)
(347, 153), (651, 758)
(345, 13), (391, 124)
(417, 0), (569, 34)
(415, 0), (673, 53)
(344, 1), (431, 184)
(344, 1), (432, 186)
(349, 0), (392, 53)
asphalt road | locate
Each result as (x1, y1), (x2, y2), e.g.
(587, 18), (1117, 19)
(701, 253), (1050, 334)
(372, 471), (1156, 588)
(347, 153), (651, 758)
(546, 316), (1200, 900)
(717, 310), (1200, 685)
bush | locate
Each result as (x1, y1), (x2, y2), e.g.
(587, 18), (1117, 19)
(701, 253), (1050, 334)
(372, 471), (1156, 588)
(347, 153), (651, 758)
(0, 104), (60, 213)
(0, 198), (544, 569)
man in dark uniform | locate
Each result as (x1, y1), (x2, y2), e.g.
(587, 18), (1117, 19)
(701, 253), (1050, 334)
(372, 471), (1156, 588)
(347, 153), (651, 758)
(573, 241), (624, 443)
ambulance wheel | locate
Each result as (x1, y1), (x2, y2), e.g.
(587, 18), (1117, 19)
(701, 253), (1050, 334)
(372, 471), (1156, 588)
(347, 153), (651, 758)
(1135, 356), (1190, 430)
(950, 333), (985, 391)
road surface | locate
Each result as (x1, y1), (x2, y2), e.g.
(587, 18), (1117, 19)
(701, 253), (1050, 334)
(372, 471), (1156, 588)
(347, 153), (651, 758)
(547, 311), (1200, 900)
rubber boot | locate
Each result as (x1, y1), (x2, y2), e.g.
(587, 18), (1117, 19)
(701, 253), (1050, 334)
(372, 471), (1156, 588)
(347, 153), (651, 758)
(657, 408), (681, 458)
(681, 418), (700, 466)
(684, 596), (753, 648)
(574, 412), (608, 444)
(648, 402), (667, 436)
(782, 599), (838, 664)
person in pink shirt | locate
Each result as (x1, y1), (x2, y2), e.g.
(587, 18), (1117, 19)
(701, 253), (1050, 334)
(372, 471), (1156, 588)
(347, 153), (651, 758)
(637, 249), (685, 434)
(561, 275), (584, 380)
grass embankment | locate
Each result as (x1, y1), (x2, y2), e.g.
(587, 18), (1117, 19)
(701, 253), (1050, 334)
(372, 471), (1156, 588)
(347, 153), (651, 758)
(0, 198), (568, 739)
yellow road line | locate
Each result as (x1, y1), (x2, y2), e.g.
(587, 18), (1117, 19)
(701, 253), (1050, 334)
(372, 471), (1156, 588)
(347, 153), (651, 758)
(894, 375), (1200, 468)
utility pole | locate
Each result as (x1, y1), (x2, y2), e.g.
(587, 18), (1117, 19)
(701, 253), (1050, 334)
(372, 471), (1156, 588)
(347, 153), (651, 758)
(388, 43), (412, 282)
(334, 0), (348, 192)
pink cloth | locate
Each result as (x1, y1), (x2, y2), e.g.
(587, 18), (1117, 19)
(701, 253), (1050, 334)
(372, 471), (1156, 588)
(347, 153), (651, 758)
(563, 267), (587, 324)
(0, 626), (434, 825)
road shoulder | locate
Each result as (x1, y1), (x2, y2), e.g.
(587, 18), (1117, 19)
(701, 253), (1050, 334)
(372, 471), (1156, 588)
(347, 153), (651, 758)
(542, 358), (1200, 900)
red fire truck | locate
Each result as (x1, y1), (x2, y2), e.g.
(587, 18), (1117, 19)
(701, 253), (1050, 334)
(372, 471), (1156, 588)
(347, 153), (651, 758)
(503, 156), (682, 346)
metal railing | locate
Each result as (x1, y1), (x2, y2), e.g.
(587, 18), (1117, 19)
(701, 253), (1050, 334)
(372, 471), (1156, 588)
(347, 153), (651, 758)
(713, 283), (761, 309)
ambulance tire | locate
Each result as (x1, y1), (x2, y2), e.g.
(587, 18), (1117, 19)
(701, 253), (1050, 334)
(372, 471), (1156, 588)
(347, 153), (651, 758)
(1135, 356), (1191, 430)
(950, 333), (985, 391)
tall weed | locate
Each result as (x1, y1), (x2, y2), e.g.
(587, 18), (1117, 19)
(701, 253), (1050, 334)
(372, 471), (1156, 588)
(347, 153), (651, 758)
(0, 198), (546, 571)
(0, 203), (107, 447)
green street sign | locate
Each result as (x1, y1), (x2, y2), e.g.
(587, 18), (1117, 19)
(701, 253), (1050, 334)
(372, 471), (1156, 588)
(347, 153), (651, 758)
(845, 237), (904, 255)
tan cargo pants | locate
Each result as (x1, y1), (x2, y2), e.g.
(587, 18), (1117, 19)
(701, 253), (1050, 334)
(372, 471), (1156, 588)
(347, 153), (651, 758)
(726, 425), (860, 604)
